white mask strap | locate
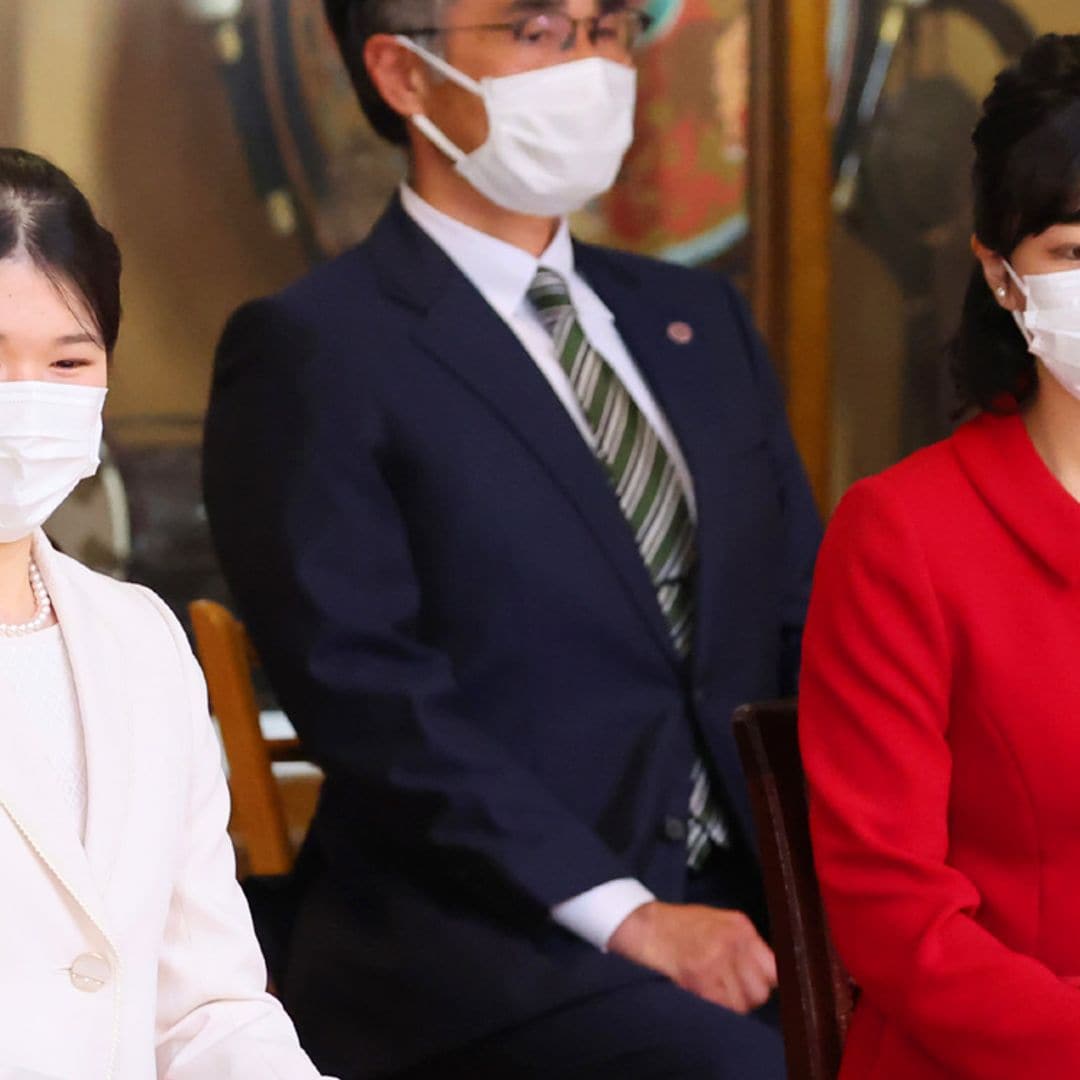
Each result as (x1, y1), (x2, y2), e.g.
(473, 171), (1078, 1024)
(1000, 259), (1034, 347)
(395, 35), (483, 96)
(395, 36), (482, 165)
(410, 113), (467, 163)
(1002, 258), (1029, 297)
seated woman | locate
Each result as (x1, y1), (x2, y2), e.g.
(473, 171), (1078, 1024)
(0, 149), (328, 1077)
(799, 33), (1080, 1080)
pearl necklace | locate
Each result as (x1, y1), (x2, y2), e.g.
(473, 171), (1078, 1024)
(0, 560), (52, 637)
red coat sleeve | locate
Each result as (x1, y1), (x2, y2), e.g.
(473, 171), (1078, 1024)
(799, 478), (1080, 1077)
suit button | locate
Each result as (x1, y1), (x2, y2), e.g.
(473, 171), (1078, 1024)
(662, 816), (687, 842)
(70, 953), (111, 993)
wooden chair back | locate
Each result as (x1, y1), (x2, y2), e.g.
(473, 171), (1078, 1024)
(189, 599), (303, 877)
(733, 698), (855, 1080)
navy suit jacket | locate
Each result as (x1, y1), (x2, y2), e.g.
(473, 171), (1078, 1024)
(203, 197), (821, 1076)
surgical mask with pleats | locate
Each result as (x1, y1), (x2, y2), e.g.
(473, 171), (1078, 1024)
(0, 382), (106, 543)
(396, 36), (637, 217)
(1004, 260), (1080, 399)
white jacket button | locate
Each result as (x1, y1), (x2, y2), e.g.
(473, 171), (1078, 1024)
(70, 953), (111, 993)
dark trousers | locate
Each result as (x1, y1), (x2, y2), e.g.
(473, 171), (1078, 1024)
(391, 844), (785, 1080)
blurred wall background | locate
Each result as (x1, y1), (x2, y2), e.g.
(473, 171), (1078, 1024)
(0, 0), (307, 432)
(830, 0), (1076, 493)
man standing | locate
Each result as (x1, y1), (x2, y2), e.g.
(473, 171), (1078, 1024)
(203, 1), (821, 1076)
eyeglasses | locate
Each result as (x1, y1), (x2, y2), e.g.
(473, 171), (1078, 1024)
(399, 9), (655, 60)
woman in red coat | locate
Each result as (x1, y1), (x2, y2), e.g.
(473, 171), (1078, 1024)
(799, 34), (1080, 1079)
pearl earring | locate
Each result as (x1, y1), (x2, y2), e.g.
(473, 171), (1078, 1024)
(996, 286), (1007, 298)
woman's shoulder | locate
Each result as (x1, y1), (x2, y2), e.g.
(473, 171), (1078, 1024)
(44, 544), (188, 651)
(834, 429), (965, 520)
(823, 414), (1021, 566)
(837, 412), (1018, 519)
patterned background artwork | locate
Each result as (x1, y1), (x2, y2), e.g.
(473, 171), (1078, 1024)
(223, 0), (751, 267)
(577, 0), (750, 265)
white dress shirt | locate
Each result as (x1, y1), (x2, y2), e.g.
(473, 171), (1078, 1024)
(400, 184), (696, 949)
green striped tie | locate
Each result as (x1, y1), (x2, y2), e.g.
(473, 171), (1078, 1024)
(528, 267), (729, 868)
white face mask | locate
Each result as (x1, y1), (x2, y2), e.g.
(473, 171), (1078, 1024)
(1004, 260), (1080, 399)
(0, 382), (107, 544)
(396, 36), (637, 217)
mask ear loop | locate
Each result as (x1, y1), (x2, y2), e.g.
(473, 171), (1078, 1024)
(395, 35), (485, 164)
(1001, 259), (1034, 349)
(1002, 258), (1029, 297)
(409, 114), (468, 163)
(395, 35), (484, 94)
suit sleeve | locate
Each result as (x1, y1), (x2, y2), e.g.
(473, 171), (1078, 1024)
(799, 480), (1080, 1077)
(202, 298), (628, 919)
(144, 592), (327, 1079)
(722, 281), (822, 694)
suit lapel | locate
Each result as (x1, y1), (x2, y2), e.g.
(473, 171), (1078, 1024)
(370, 203), (681, 665)
(0, 537), (115, 942)
(578, 251), (776, 842)
(0, 699), (105, 934)
(575, 246), (739, 681)
(32, 534), (132, 933)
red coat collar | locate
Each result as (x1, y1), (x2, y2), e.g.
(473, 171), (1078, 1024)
(953, 411), (1080, 587)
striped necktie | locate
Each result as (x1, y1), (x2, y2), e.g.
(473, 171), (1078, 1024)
(528, 267), (729, 868)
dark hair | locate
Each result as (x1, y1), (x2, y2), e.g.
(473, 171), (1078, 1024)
(951, 34), (1080, 413)
(0, 148), (122, 355)
(324, 0), (448, 147)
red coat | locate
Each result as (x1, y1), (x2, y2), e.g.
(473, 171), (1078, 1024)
(800, 412), (1080, 1079)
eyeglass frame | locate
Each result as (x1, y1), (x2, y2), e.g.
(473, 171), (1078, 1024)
(391, 9), (655, 54)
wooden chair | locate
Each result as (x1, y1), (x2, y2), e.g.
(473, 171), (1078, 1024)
(733, 699), (855, 1080)
(189, 598), (309, 877)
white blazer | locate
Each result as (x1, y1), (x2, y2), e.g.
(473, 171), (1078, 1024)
(0, 533), (326, 1080)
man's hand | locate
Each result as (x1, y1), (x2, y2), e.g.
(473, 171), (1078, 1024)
(607, 901), (777, 1014)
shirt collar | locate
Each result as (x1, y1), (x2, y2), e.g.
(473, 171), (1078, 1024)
(398, 184), (603, 322)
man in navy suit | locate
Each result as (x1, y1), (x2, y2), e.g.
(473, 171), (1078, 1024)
(203, 1), (821, 1076)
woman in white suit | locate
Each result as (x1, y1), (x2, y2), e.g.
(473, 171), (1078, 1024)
(0, 151), (330, 1079)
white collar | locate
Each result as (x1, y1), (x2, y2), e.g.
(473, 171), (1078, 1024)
(398, 184), (611, 323)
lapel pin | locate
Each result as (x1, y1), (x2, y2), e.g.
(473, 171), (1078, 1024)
(667, 321), (694, 345)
